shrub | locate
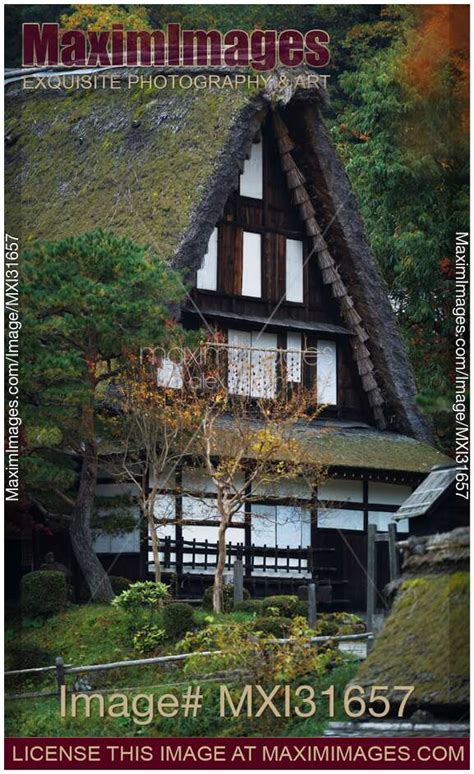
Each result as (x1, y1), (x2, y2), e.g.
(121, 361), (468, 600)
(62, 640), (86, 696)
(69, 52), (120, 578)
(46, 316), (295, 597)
(261, 595), (300, 618)
(234, 599), (263, 615)
(110, 576), (132, 595)
(20, 571), (67, 617)
(5, 643), (52, 671)
(202, 584), (250, 612)
(162, 602), (195, 640)
(314, 612), (366, 637)
(294, 600), (308, 617)
(112, 581), (170, 612)
(254, 616), (293, 638)
(132, 625), (166, 655)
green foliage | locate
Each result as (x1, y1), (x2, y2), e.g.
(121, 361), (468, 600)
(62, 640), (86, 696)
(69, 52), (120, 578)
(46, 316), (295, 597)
(261, 595), (300, 618)
(132, 625), (166, 655)
(202, 584), (250, 613)
(233, 599), (263, 614)
(334, 7), (469, 447)
(5, 643), (52, 671)
(314, 612), (366, 637)
(112, 581), (170, 612)
(61, 4), (152, 31)
(254, 616), (293, 638)
(162, 602), (195, 640)
(20, 229), (185, 527)
(5, 602), (359, 737)
(109, 576), (133, 596)
(20, 571), (67, 618)
(112, 580), (170, 635)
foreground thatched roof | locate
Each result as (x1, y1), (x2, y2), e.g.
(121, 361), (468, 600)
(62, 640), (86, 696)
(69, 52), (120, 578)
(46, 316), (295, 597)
(355, 528), (469, 713)
(6, 66), (432, 443)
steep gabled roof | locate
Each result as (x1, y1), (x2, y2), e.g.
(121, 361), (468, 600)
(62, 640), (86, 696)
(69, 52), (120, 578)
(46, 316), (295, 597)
(5, 66), (432, 443)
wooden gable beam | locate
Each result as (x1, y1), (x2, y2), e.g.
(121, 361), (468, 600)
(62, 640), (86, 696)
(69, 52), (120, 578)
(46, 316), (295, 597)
(272, 110), (386, 429)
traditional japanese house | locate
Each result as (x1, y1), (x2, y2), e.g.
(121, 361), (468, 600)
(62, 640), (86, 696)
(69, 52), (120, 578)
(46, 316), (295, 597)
(6, 67), (452, 608)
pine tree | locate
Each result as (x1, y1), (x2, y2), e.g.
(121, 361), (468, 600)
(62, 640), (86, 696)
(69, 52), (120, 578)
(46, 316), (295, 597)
(21, 230), (184, 601)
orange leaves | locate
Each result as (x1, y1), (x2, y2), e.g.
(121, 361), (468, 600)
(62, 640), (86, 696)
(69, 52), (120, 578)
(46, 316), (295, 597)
(400, 6), (469, 135)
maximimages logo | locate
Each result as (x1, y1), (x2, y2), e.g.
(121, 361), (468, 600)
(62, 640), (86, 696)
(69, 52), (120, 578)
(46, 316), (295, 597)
(22, 23), (330, 72)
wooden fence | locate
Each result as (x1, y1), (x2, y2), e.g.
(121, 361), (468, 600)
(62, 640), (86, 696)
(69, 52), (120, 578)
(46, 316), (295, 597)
(155, 536), (336, 577)
(5, 632), (373, 701)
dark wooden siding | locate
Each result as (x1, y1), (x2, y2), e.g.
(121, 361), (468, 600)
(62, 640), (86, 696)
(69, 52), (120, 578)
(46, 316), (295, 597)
(187, 114), (373, 424)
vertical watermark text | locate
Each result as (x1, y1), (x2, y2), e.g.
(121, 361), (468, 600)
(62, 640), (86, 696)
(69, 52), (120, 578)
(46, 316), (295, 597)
(452, 231), (469, 500)
(5, 233), (21, 501)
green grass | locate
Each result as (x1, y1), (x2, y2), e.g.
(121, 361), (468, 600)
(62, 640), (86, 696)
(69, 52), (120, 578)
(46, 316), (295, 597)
(5, 603), (359, 738)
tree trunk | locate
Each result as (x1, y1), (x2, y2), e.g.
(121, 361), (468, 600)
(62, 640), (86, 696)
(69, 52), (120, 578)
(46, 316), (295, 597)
(148, 509), (162, 583)
(213, 521), (227, 614)
(70, 436), (114, 603)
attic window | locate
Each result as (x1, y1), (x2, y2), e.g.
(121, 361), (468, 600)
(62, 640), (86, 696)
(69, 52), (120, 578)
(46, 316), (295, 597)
(242, 231), (261, 297)
(239, 137), (263, 199)
(285, 239), (304, 302)
(196, 228), (218, 291)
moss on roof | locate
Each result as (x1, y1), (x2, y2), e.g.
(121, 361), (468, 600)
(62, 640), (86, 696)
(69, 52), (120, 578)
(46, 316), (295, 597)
(356, 571), (469, 709)
(210, 422), (451, 474)
(298, 428), (451, 473)
(5, 76), (255, 254)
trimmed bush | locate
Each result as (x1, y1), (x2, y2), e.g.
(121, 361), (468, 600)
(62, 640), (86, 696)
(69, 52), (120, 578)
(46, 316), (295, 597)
(110, 576), (133, 595)
(314, 612), (366, 637)
(294, 600), (308, 617)
(202, 583), (250, 613)
(162, 602), (195, 640)
(254, 616), (293, 638)
(20, 571), (67, 617)
(234, 599), (263, 615)
(6, 643), (52, 671)
(261, 595), (300, 618)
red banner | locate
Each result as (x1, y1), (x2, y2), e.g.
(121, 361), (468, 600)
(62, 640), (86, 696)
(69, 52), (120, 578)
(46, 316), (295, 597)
(4, 737), (469, 770)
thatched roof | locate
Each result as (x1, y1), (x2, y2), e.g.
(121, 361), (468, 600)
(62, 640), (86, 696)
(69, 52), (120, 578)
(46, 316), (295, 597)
(355, 528), (469, 713)
(209, 418), (450, 475)
(6, 66), (432, 443)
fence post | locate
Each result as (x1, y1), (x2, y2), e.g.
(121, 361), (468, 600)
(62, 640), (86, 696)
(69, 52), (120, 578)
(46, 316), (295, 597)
(366, 524), (376, 648)
(308, 582), (317, 629)
(233, 559), (244, 605)
(388, 523), (399, 582)
(55, 656), (65, 698)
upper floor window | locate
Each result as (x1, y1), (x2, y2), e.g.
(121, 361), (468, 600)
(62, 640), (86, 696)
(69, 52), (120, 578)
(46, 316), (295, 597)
(196, 227), (218, 291)
(228, 329), (277, 398)
(240, 137), (263, 199)
(197, 228), (305, 303)
(285, 239), (304, 302)
(242, 231), (262, 297)
(316, 340), (337, 405)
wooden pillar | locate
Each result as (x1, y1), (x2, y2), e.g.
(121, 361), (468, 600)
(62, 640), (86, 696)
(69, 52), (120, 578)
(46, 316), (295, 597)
(308, 582), (317, 628)
(388, 522), (399, 582)
(55, 656), (65, 697)
(175, 466), (183, 591)
(366, 524), (376, 638)
(310, 485), (318, 580)
(233, 559), (244, 605)
(244, 471), (252, 579)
